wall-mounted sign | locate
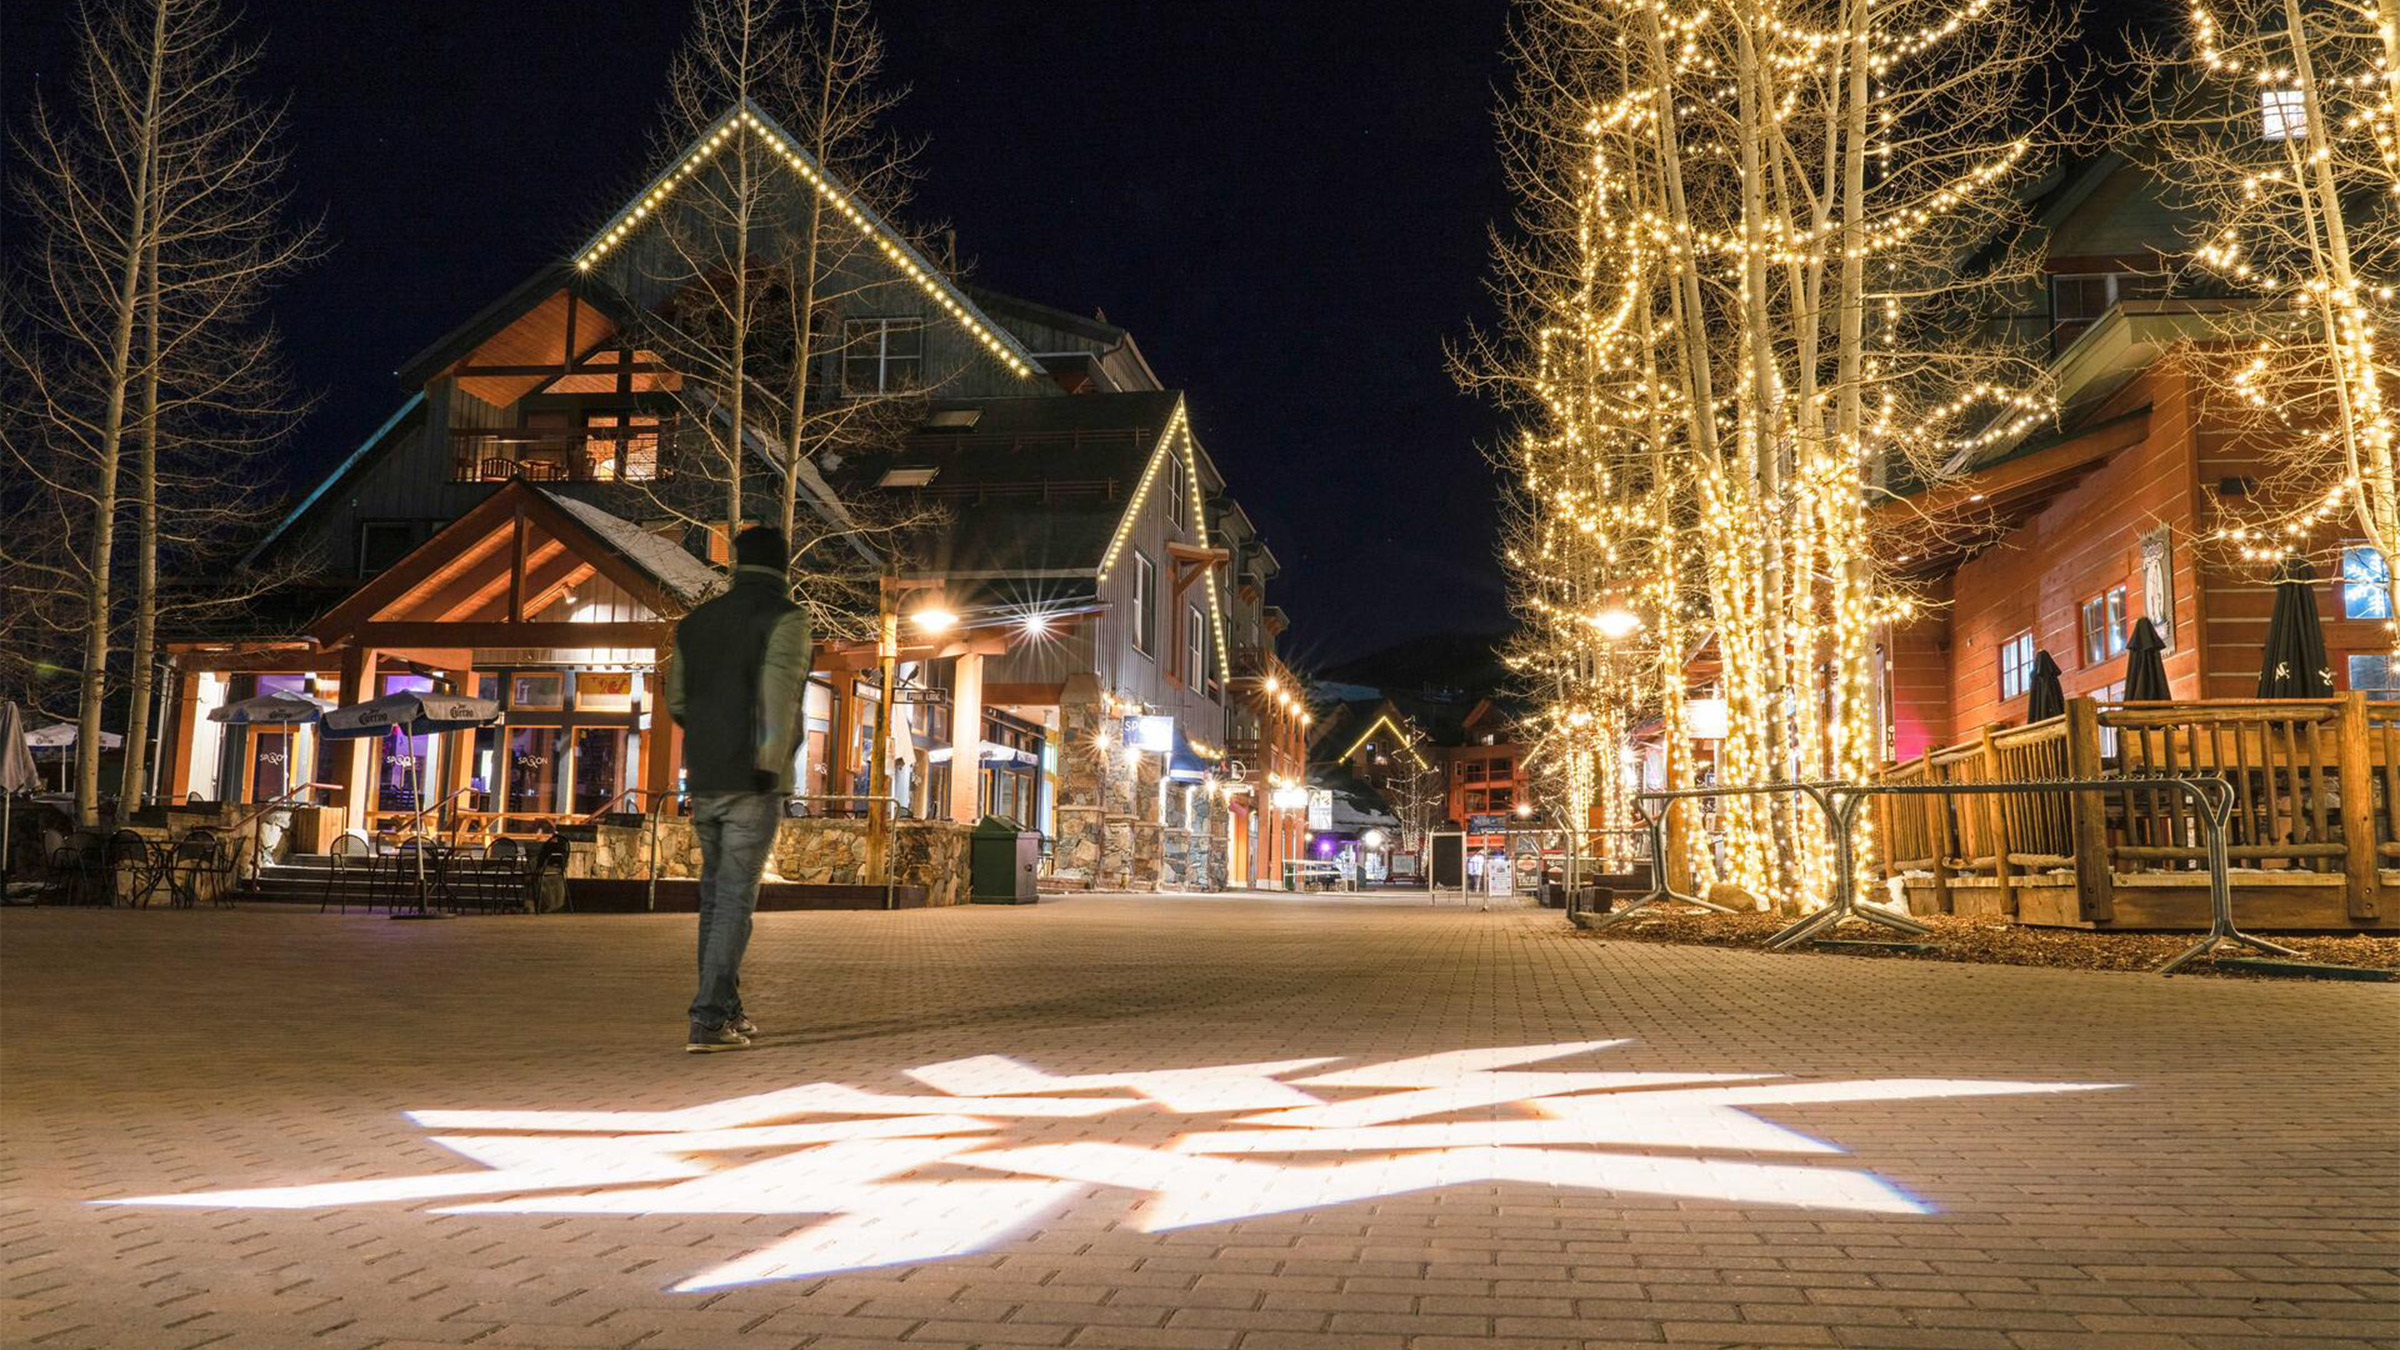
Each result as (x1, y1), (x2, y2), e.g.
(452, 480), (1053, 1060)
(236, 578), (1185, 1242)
(1271, 785), (1311, 810)
(1307, 788), (1333, 830)
(1121, 715), (1174, 752)
(1468, 813), (1505, 833)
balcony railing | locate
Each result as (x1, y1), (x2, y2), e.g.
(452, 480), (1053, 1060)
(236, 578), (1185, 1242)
(449, 422), (675, 484)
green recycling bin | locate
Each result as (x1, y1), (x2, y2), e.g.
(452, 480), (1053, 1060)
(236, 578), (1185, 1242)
(969, 815), (1040, 904)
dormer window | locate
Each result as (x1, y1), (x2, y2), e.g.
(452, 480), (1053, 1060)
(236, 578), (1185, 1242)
(844, 318), (923, 393)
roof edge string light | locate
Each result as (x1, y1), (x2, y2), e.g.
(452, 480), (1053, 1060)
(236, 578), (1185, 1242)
(573, 101), (1040, 383)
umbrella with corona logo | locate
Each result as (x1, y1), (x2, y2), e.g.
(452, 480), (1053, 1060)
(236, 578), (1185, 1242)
(319, 691), (501, 911)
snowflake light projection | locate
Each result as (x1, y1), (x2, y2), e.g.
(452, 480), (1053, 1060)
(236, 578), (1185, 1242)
(102, 1041), (2114, 1291)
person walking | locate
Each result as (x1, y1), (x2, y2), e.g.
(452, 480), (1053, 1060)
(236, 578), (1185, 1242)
(666, 525), (813, 1052)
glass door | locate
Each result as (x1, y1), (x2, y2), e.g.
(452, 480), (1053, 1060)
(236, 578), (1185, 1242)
(571, 728), (627, 816)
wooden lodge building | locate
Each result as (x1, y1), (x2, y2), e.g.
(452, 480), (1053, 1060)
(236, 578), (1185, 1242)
(1833, 152), (2400, 931)
(156, 100), (1312, 892)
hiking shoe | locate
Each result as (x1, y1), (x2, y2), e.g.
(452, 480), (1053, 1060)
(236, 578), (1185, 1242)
(727, 1012), (758, 1037)
(685, 1022), (751, 1053)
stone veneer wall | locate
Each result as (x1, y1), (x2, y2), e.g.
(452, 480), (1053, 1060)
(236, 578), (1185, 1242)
(573, 816), (973, 907)
(1048, 681), (1235, 893)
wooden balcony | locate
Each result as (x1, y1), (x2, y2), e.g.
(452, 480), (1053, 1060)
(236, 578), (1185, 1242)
(1871, 695), (2399, 930)
(449, 422), (675, 484)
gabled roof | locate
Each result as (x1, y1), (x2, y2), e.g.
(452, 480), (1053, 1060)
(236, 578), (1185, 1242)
(242, 393), (426, 569)
(574, 100), (1045, 382)
(830, 391), (1183, 576)
(826, 389), (1233, 685)
(309, 480), (723, 646)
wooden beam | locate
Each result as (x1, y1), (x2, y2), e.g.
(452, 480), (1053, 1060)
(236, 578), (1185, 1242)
(983, 682), (1066, 707)
(509, 505), (529, 622)
(452, 361), (669, 377)
(347, 621), (670, 649)
(166, 645), (338, 673)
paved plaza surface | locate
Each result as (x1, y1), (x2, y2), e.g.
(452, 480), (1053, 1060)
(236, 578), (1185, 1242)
(3, 894), (2396, 1350)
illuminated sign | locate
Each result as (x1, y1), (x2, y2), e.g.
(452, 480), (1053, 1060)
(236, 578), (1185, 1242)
(102, 1042), (2114, 1293)
(1121, 714), (1174, 752)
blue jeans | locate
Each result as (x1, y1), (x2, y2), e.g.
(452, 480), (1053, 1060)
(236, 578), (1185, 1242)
(689, 792), (779, 1028)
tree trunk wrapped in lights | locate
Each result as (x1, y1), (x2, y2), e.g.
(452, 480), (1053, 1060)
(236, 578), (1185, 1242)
(2132, 0), (2400, 632)
(1470, 0), (2061, 911)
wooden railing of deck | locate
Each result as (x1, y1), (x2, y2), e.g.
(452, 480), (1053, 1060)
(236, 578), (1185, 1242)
(1872, 694), (2386, 924)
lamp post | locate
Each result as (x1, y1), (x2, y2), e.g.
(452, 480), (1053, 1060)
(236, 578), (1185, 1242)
(865, 574), (901, 890)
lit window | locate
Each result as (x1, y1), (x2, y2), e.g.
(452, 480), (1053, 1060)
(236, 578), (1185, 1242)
(1132, 552), (1156, 657)
(2344, 545), (2391, 619)
(1998, 630), (2036, 700)
(2349, 654), (2400, 699)
(2080, 585), (2128, 666)
(1185, 603), (1206, 685)
(2262, 88), (2307, 142)
(842, 318), (924, 393)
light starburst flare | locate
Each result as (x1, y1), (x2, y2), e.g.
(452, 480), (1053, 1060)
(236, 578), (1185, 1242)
(99, 1041), (2116, 1292)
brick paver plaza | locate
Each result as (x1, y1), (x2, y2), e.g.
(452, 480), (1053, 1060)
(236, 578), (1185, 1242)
(3, 894), (2395, 1350)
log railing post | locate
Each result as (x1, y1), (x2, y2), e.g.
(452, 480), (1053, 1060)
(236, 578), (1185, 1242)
(2063, 697), (2115, 925)
(2335, 690), (2381, 921)
(1921, 751), (1952, 915)
(1978, 723), (2015, 918)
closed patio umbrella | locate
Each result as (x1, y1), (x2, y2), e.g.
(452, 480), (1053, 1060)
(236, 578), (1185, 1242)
(2123, 617), (2170, 700)
(2026, 650), (2066, 722)
(2258, 556), (2333, 697)
(1, 701), (37, 893)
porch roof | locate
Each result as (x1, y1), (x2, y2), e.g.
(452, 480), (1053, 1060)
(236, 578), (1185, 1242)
(308, 480), (718, 651)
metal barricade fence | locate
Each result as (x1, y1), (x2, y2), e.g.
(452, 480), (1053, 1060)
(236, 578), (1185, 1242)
(1819, 775), (2291, 974)
(1594, 775), (2299, 975)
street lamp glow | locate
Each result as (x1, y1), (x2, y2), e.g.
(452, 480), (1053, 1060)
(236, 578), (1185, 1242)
(1592, 607), (1641, 640)
(1019, 613), (1050, 637)
(910, 607), (958, 634)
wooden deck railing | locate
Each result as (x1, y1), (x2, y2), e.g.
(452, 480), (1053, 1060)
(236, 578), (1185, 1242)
(1872, 695), (2386, 925)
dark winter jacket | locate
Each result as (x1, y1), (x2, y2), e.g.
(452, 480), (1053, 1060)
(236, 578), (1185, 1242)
(664, 566), (813, 795)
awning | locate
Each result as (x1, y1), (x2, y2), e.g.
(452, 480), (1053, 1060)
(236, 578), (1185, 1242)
(1168, 726), (1210, 781)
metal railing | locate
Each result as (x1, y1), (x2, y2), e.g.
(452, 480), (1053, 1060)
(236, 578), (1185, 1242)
(448, 423), (672, 484)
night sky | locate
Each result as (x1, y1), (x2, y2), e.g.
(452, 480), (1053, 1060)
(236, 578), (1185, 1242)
(3, 1), (1516, 671)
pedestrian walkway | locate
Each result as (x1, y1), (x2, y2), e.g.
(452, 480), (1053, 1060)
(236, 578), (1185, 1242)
(3, 895), (2394, 1349)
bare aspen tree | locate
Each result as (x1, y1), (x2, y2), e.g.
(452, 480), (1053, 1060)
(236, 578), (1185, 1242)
(3, 0), (175, 823)
(2, 0), (316, 820)
(1472, 0), (2063, 909)
(113, 0), (317, 809)
(590, 0), (949, 641)
(2129, 0), (2400, 631)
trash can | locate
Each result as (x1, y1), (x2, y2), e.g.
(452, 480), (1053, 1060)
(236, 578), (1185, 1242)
(969, 816), (1040, 905)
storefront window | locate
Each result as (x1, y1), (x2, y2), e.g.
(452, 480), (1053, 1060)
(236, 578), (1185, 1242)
(572, 728), (626, 815)
(375, 673), (435, 816)
(506, 727), (563, 816)
(250, 730), (292, 804)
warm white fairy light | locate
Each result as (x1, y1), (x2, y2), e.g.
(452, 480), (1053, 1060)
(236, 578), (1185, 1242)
(573, 101), (1042, 384)
(2180, 0), (2400, 643)
(1484, 0), (2048, 910)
